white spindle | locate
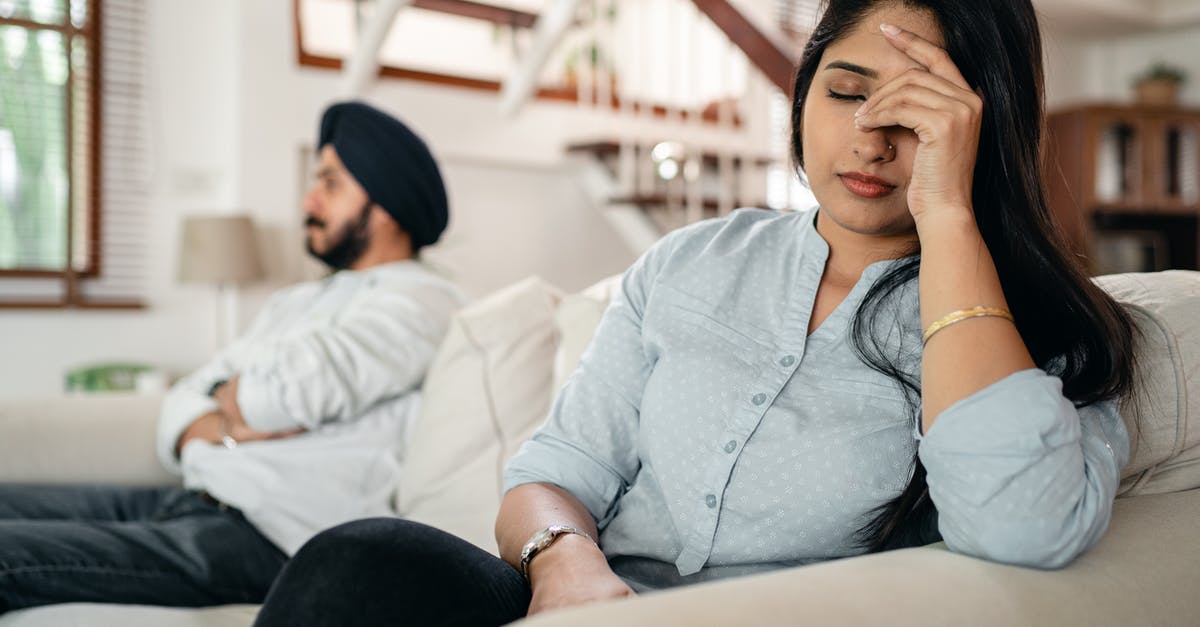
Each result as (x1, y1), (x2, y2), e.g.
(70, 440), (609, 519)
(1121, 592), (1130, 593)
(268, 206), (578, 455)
(684, 2), (704, 225)
(617, 0), (638, 198)
(717, 38), (737, 216)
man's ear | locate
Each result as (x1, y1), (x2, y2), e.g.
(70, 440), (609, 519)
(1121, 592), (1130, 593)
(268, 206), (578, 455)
(367, 204), (398, 233)
(367, 205), (413, 256)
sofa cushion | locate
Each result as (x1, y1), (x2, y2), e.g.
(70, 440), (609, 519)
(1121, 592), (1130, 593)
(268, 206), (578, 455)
(1095, 271), (1200, 496)
(0, 393), (176, 486)
(512, 487), (1200, 627)
(0, 603), (257, 627)
(552, 275), (623, 392)
(396, 277), (563, 554)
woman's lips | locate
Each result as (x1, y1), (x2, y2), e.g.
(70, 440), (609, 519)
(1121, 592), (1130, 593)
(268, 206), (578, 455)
(838, 173), (897, 199)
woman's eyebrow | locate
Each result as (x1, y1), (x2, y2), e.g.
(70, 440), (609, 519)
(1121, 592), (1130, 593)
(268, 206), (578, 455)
(823, 61), (878, 79)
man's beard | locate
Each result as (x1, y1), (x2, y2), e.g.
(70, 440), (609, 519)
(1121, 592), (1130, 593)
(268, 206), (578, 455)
(306, 202), (372, 270)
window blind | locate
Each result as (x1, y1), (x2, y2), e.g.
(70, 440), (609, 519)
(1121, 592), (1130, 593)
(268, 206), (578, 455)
(80, 0), (148, 304)
(0, 0), (148, 306)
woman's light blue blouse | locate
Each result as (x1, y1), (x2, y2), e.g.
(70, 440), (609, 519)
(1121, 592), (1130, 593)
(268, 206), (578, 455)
(503, 208), (1128, 591)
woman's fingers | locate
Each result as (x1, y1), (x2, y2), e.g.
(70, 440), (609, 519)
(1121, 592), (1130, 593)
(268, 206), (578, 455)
(854, 101), (959, 144)
(856, 67), (979, 119)
(880, 23), (971, 90)
(856, 84), (978, 134)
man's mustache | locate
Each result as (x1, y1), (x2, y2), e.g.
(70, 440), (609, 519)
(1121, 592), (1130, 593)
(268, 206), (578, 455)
(305, 217), (325, 228)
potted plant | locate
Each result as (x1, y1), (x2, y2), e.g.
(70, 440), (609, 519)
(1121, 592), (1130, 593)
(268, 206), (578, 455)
(1134, 62), (1186, 106)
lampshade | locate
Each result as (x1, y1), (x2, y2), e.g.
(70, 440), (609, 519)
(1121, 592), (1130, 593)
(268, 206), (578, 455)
(178, 214), (265, 284)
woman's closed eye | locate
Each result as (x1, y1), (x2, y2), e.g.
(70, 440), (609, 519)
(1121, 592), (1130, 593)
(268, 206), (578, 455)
(827, 89), (866, 102)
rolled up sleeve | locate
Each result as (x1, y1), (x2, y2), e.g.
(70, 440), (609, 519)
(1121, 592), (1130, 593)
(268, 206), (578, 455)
(919, 368), (1129, 569)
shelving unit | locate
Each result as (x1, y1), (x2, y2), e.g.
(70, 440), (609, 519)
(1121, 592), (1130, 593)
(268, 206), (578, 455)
(1045, 104), (1200, 273)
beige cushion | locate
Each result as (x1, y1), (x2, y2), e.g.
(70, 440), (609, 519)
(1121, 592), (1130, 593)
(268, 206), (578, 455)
(0, 393), (176, 486)
(552, 275), (623, 392)
(0, 603), (258, 627)
(1095, 271), (1200, 495)
(396, 277), (563, 553)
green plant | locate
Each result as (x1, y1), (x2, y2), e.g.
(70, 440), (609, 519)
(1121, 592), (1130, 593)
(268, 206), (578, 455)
(1135, 62), (1187, 85)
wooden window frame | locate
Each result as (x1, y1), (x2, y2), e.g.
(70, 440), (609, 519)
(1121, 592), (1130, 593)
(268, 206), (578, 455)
(0, 2), (107, 295)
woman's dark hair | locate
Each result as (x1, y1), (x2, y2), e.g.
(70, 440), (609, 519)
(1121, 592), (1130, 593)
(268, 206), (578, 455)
(789, 0), (1139, 551)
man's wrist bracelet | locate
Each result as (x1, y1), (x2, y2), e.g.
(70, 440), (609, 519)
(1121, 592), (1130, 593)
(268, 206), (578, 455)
(217, 413), (238, 450)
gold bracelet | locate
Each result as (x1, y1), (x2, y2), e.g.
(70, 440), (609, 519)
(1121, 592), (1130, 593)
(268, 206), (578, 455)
(922, 306), (1014, 345)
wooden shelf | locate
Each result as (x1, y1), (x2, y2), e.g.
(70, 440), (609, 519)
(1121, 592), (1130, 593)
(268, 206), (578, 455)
(1046, 103), (1200, 272)
(0, 300), (144, 310)
(611, 194), (721, 211)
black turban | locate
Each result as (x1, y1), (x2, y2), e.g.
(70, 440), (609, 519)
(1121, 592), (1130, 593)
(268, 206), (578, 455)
(318, 101), (449, 250)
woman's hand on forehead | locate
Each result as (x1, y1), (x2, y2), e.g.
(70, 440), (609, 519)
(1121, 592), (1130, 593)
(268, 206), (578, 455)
(853, 22), (984, 230)
(876, 23), (970, 91)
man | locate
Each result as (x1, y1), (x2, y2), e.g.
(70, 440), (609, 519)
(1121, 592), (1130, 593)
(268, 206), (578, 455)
(0, 101), (464, 612)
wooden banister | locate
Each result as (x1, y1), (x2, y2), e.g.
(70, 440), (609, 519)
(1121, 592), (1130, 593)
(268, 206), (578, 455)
(411, 0), (538, 28)
(689, 0), (797, 94)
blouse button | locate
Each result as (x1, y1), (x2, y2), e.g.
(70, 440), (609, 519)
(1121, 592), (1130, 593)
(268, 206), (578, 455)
(705, 494), (717, 508)
(723, 440), (737, 453)
(779, 355), (796, 368)
(752, 393), (767, 406)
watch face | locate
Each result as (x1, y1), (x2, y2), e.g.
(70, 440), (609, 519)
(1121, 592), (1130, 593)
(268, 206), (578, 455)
(531, 529), (554, 547)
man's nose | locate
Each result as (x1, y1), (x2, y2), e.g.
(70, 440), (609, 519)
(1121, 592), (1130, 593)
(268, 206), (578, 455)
(301, 187), (319, 215)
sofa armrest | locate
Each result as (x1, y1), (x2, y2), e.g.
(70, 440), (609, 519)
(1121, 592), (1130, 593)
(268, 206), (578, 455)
(0, 393), (178, 486)
(516, 488), (1200, 626)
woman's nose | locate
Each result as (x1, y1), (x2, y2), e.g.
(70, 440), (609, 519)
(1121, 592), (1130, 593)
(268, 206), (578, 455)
(852, 129), (896, 163)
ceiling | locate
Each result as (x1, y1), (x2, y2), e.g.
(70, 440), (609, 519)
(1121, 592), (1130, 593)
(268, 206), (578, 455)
(1032, 0), (1199, 37)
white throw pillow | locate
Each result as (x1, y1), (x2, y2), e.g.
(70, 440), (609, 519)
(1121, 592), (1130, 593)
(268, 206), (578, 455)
(1096, 270), (1200, 496)
(552, 274), (622, 393)
(396, 277), (563, 553)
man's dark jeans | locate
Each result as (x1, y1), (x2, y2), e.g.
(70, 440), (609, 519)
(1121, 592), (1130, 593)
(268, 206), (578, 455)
(0, 484), (287, 613)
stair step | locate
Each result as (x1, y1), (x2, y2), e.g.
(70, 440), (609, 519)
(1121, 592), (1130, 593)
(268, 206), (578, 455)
(566, 141), (776, 169)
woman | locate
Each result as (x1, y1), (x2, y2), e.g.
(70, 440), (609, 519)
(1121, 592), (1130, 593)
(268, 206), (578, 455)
(254, 1), (1137, 625)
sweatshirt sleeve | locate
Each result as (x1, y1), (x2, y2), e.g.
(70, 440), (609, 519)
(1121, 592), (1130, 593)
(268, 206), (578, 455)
(156, 352), (237, 475)
(233, 278), (460, 432)
(918, 368), (1129, 569)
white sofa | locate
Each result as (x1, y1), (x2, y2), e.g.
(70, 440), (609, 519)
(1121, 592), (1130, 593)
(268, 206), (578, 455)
(1, 271), (1198, 626)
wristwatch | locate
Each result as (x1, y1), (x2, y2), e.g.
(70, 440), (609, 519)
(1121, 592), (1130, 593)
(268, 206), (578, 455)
(519, 525), (596, 582)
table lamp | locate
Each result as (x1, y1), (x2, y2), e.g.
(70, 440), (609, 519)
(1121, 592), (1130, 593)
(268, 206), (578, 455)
(178, 214), (265, 351)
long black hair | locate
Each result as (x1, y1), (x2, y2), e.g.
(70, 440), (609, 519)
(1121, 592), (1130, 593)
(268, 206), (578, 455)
(790, 0), (1139, 551)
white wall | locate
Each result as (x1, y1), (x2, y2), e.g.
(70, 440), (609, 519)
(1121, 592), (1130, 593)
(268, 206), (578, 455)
(1042, 21), (1200, 110)
(1080, 24), (1200, 106)
(1041, 26), (1095, 110)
